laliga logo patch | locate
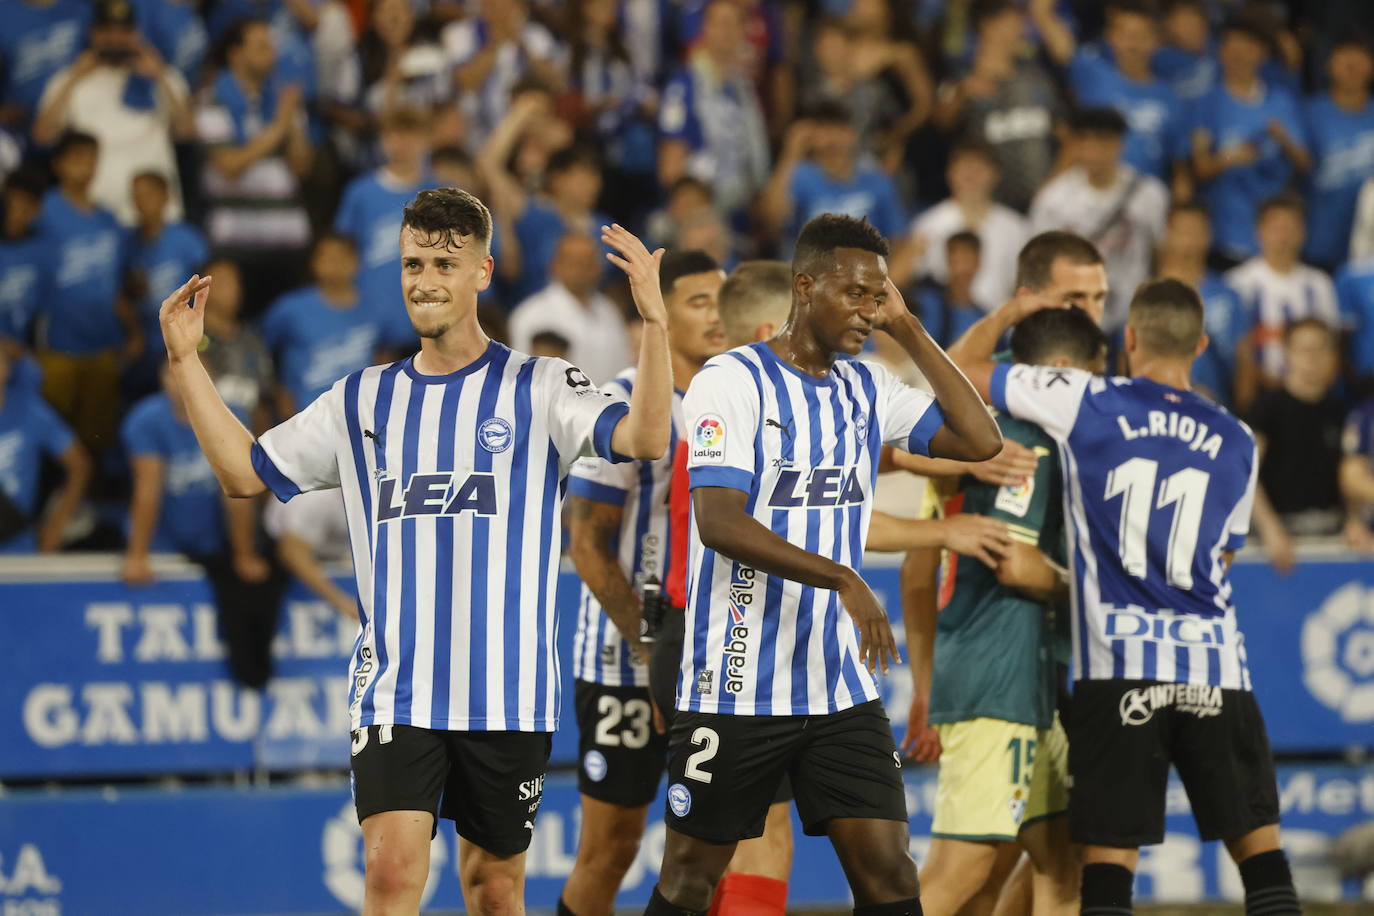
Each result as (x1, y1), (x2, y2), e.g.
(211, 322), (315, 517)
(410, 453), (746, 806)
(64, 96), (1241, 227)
(478, 417), (513, 453)
(1302, 582), (1374, 722)
(668, 782), (692, 817)
(584, 750), (608, 782)
(692, 414), (725, 464)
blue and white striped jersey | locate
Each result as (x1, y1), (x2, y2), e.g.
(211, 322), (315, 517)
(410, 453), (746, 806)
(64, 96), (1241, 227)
(568, 370), (684, 687)
(250, 342), (631, 732)
(990, 364), (1259, 690)
(682, 343), (945, 716)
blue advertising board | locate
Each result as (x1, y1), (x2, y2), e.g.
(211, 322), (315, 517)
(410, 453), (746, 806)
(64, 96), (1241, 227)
(0, 765), (1369, 913)
(2, 550), (1373, 779)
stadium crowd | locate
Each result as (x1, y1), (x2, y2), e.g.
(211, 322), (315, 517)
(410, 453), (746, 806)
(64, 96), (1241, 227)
(1, 0), (1374, 584)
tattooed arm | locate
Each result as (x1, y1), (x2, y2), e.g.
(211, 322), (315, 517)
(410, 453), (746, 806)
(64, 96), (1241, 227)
(567, 493), (647, 663)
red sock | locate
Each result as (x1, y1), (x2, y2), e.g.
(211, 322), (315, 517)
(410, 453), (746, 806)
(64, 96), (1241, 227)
(708, 873), (788, 916)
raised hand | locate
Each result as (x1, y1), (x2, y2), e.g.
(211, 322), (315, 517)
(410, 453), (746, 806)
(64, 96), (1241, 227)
(602, 224), (668, 325)
(159, 274), (212, 362)
(876, 278), (915, 330)
(938, 513), (1012, 568)
(837, 570), (900, 675)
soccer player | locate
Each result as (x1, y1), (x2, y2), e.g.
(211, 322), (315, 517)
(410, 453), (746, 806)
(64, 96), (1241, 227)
(158, 188), (674, 915)
(647, 215), (1003, 916)
(559, 249), (728, 916)
(952, 279), (1299, 916)
(913, 307), (1108, 916)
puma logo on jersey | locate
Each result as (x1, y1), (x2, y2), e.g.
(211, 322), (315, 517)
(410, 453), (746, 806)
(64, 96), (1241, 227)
(377, 472), (498, 521)
(767, 466), (864, 508)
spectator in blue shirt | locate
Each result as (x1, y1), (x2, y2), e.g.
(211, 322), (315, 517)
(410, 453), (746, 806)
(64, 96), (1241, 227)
(0, 169), (48, 347)
(761, 101), (905, 249)
(0, 0), (91, 125)
(913, 231), (985, 349)
(1152, 0), (1216, 100)
(1189, 15), (1311, 262)
(258, 233), (381, 415)
(130, 0), (209, 84)
(509, 145), (611, 302)
(1303, 38), (1374, 271)
(35, 130), (137, 457)
(1156, 201), (1254, 408)
(127, 171), (208, 400)
(333, 105), (433, 350)
(0, 346), (91, 553)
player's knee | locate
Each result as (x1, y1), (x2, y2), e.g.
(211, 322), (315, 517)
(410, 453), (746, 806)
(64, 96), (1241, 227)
(853, 846), (919, 903)
(581, 826), (643, 876)
(363, 842), (428, 902)
(466, 869), (520, 916)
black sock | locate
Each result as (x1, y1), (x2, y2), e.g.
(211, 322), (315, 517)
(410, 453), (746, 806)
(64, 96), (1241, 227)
(643, 885), (707, 916)
(1239, 849), (1300, 915)
(853, 898), (923, 916)
(557, 898), (577, 916)
(1081, 862), (1134, 916)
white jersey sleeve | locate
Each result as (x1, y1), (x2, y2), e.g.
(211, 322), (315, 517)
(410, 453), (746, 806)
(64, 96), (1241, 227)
(989, 363), (1092, 441)
(1225, 427), (1260, 551)
(867, 360), (945, 455)
(568, 454), (638, 505)
(252, 381), (346, 501)
(541, 358), (631, 473)
(684, 359), (759, 493)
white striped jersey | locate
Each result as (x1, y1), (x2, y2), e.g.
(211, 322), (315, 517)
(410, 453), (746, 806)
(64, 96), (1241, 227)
(990, 364), (1258, 690)
(568, 369), (684, 687)
(682, 343), (946, 716)
(250, 342), (631, 732)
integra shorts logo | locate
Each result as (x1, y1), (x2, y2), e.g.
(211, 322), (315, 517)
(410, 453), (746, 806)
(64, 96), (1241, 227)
(478, 417), (513, 453)
(692, 415), (725, 464)
(725, 566), (757, 694)
(668, 782), (692, 817)
(1119, 683), (1223, 725)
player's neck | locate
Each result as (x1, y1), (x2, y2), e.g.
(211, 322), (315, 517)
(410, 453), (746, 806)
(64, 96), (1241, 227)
(1130, 355), (1192, 391)
(414, 321), (491, 375)
(771, 323), (832, 378)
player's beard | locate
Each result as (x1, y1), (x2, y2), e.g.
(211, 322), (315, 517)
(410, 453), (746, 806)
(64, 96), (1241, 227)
(414, 319), (454, 340)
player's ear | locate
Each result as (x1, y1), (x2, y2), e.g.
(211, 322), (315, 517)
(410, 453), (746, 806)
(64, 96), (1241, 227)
(794, 271), (813, 306)
(1193, 331), (1209, 360)
(1123, 323), (1138, 354)
(477, 253), (494, 292)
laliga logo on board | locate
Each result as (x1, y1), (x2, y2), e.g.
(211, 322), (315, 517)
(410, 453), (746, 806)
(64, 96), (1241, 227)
(1301, 582), (1374, 722)
(322, 801), (447, 908)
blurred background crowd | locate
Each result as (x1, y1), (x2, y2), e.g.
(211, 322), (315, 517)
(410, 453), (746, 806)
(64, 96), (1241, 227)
(2, 0), (1374, 589)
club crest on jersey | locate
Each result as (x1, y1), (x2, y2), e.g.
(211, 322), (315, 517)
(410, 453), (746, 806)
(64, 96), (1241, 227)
(767, 466), (864, 508)
(478, 417), (513, 453)
(692, 414), (725, 464)
(377, 472), (498, 521)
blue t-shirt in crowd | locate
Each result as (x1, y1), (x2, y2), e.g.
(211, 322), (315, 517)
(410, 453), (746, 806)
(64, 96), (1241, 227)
(0, 0), (90, 115)
(35, 191), (131, 355)
(512, 199), (610, 304)
(1302, 94), (1374, 269)
(1070, 44), (1187, 180)
(1152, 44), (1217, 100)
(1336, 261), (1374, 379)
(1190, 82), (1307, 259)
(332, 170), (430, 347)
(257, 286), (380, 410)
(0, 234), (49, 344)
(206, 0), (316, 96)
(130, 0), (208, 82)
(914, 283), (982, 349)
(121, 392), (226, 556)
(0, 378), (74, 553)
(788, 161), (905, 242)
(1190, 272), (1251, 408)
(131, 222), (209, 354)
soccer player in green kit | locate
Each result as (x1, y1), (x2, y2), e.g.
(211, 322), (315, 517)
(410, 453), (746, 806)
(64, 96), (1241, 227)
(909, 306), (1107, 916)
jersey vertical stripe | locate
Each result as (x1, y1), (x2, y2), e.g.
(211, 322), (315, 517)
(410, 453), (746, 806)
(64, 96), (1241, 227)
(251, 342), (630, 732)
(680, 343), (944, 716)
(569, 370), (684, 686)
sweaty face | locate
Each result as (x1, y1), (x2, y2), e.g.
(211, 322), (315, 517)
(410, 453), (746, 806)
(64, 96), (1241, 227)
(400, 227), (493, 339)
(667, 270), (727, 362)
(1039, 258), (1109, 325)
(803, 248), (889, 356)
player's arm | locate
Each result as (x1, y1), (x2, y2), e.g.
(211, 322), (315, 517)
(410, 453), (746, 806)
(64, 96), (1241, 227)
(877, 282), (1001, 461)
(867, 510), (1010, 567)
(945, 293), (1058, 402)
(160, 275), (265, 497)
(994, 541), (1069, 603)
(602, 225), (673, 461)
(567, 494), (647, 662)
(898, 545), (941, 762)
(886, 441), (1040, 486)
(1247, 432), (1296, 575)
(694, 486), (899, 673)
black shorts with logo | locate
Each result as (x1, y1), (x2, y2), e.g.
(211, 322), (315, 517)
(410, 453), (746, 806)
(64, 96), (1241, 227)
(1067, 679), (1280, 847)
(350, 724), (552, 857)
(575, 679), (670, 806)
(662, 699), (907, 843)
(648, 607), (794, 807)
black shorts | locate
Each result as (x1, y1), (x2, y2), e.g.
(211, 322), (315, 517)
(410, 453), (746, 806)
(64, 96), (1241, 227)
(1067, 679), (1280, 848)
(350, 724), (552, 857)
(649, 608), (793, 806)
(663, 699), (906, 843)
(575, 679), (669, 806)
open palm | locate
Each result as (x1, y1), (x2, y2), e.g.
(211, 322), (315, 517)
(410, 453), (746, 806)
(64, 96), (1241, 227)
(159, 274), (212, 362)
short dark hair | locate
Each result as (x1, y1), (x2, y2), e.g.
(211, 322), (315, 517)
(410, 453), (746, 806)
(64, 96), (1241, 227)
(719, 260), (793, 343)
(804, 99), (854, 127)
(1167, 200), (1209, 222)
(947, 230), (982, 253)
(431, 145), (473, 171)
(53, 129), (98, 159)
(1015, 232), (1103, 291)
(1010, 307), (1107, 368)
(1068, 106), (1130, 136)
(1106, 0), (1157, 21)
(401, 188), (492, 252)
(132, 170), (169, 193)
(793, 214), (889, 277)
(546, 145), (601, 177)
(219, 17), (268, 65)
(948, 136), (997, 166)
(971, 0), (1020, 31)
(1331, 34), (1374, 60)
(668, 176), (713, 202)
(312, 231), (357, 255)
(3, 165), (48, 199)
(659, 249), (721, 294)
(1128, 278), (1205, 358)
(1219, 11), (1274, 54)
(1257, 192), (1305, 222)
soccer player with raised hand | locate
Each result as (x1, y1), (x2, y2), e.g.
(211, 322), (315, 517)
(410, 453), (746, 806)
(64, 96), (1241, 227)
(159, 188), (673, 916)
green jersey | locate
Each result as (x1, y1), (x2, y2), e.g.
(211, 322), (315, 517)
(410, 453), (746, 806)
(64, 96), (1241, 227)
(928, 411), (1064, 729)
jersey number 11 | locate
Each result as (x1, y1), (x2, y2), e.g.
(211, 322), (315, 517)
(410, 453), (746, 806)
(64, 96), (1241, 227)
(1104, 458), (1210, 590)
